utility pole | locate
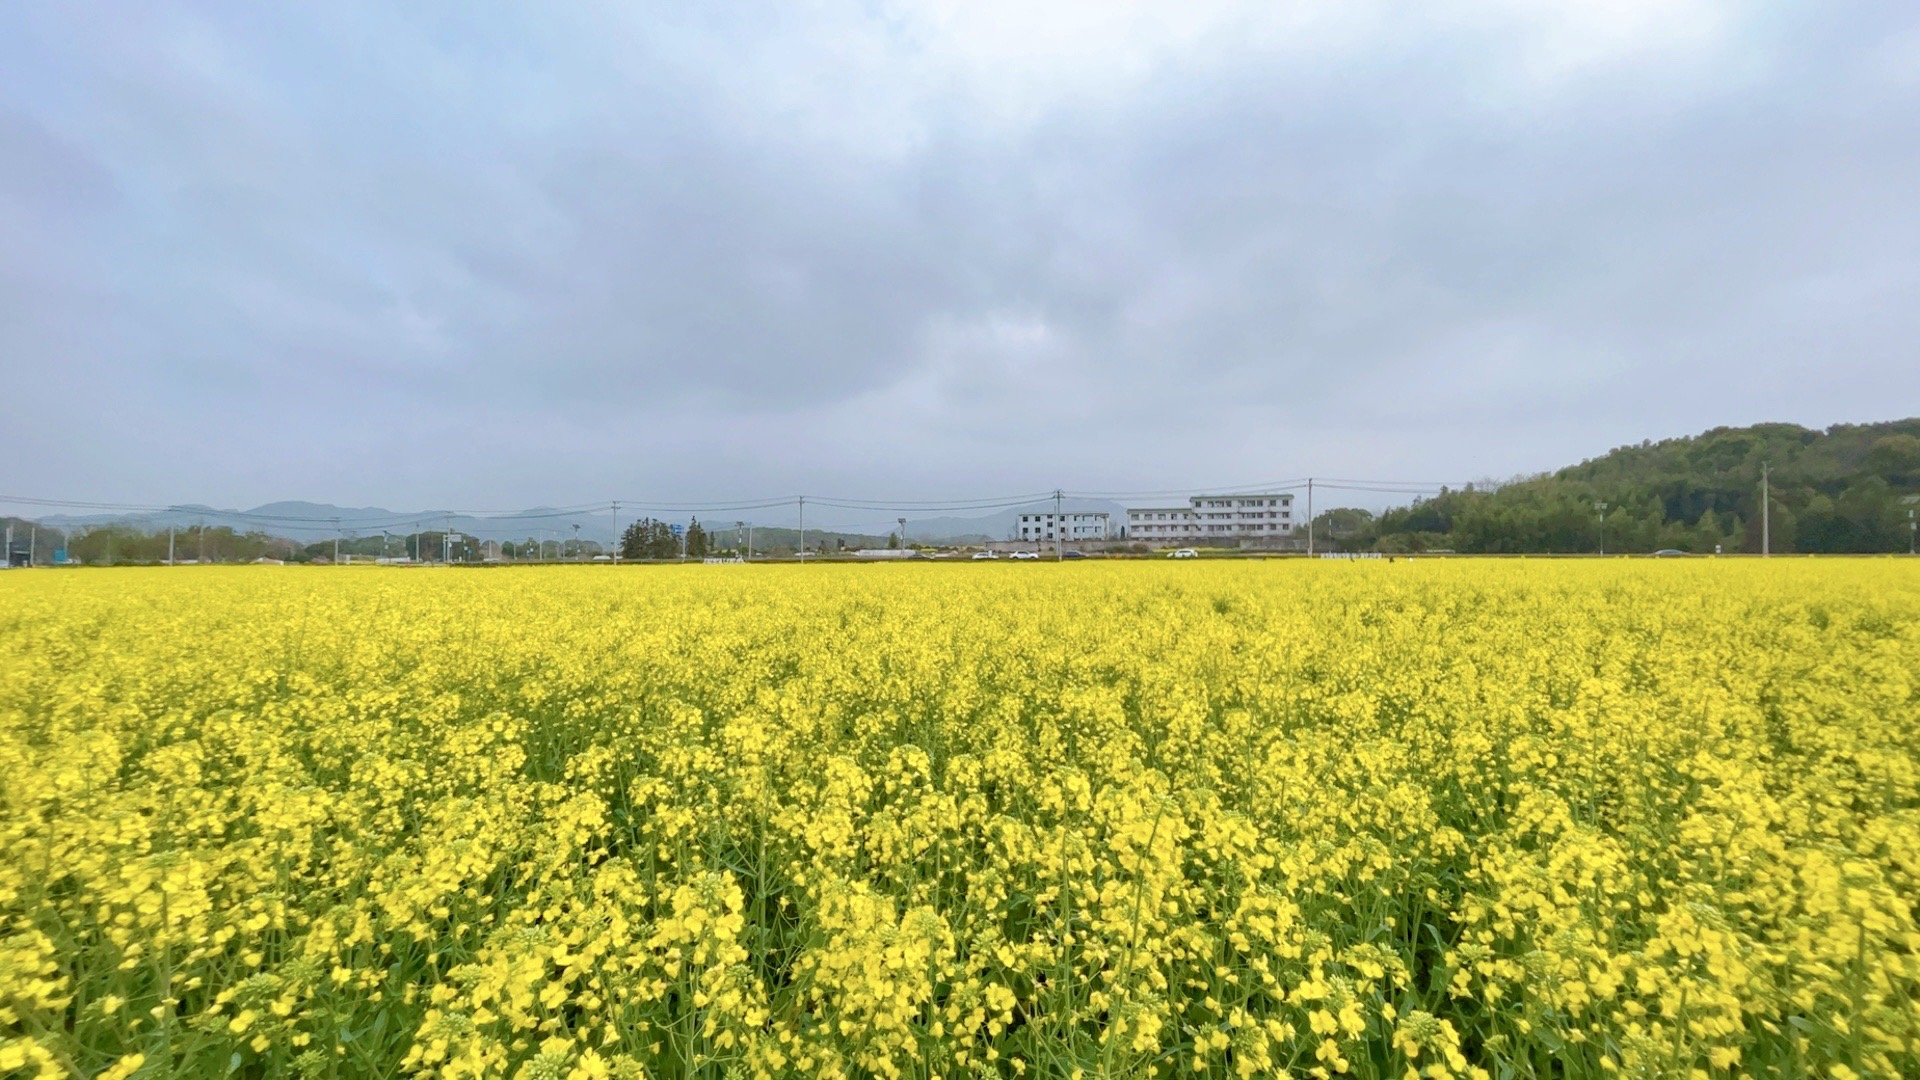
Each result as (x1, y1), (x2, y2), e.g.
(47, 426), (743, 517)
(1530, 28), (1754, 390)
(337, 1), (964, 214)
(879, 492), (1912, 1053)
(445, 513), (453, 563)
(332, 517), (341, 565)
(571, 523), (581, 559)
(898, 516), (908, 552)
(746, 521), (754, 562)
(798, 496), (806, 560)
(3, 524), (10, 569)
(1595, 501), (1607, 556)
(611, 501), (620, 562)
(167, 526), (174, 566)
(1054, 489), (1063, 560)
(1909, 508), (1915, 556)
(1307, 479), (1315, 557)
(29, 526), (36, 567)
(1761, 461), (1770, 558)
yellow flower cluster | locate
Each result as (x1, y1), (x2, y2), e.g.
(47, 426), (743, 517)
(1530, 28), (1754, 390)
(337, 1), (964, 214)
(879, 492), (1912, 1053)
(1, 560), (1916, 1077)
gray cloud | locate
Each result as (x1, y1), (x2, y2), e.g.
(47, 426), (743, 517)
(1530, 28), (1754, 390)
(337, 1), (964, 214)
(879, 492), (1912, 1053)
(3, 1), (1917, 513)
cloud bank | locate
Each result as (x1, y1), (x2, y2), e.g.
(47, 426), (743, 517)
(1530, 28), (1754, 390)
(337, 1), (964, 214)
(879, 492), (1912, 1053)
(4, 1), (1916, 511)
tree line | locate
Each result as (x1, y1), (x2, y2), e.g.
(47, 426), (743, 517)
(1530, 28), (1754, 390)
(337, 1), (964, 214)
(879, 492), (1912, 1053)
(3, 516), (901, 565)
(619, 517), (712, 560)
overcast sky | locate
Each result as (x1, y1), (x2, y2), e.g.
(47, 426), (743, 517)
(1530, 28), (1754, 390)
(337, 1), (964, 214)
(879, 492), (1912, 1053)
(4, 1), (1917, 516)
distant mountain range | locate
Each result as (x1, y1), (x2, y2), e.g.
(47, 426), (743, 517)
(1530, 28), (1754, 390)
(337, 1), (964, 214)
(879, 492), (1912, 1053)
(27, 497), (1130, 545)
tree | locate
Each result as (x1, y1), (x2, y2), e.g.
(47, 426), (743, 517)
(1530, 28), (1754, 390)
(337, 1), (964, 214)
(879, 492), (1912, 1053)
(620, 518), (679, 560)
(619, 521), (646, 560)
(1867, 434), (1920, 481)
(1312, 508), (1374, 551)
(685, 518), (708, 559)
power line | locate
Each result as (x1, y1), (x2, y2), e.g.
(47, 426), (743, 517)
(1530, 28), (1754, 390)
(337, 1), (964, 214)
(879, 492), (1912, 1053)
(808, 490), (1059, 509)
(1313, 483), (1457, 496)
(1065, 478), (1309, 498)
(808, 496), (1052, 513)
(612, 498), (798, 513)
(0, 495), (174, 512)
(1313, 477), (1477, 487)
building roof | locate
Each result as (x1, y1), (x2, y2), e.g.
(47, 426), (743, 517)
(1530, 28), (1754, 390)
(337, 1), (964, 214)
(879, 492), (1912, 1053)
(1020, 511), (1109, 518)
(1128, 493), (1294, 513)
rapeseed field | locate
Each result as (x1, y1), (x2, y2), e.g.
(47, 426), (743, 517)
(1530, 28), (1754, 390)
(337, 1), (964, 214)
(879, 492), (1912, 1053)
(1, 561), (1916, 1079)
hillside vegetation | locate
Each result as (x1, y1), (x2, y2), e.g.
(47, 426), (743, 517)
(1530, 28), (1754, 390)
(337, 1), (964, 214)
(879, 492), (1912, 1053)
(1351, 419), (1920, 553)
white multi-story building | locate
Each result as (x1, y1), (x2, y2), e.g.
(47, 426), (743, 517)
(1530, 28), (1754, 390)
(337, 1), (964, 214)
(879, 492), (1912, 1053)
(1015, 511), (1111, 544)
(1126, 493), (1295, 544)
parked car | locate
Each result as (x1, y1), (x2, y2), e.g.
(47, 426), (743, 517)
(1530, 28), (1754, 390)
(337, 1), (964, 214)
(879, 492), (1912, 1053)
(970, 551), (998, 560)
(1062, 549), (1088, 559)
(1010, 551), (1041, 560)
(1652, 549), (1690, 557)
(1168, 548), (1199, 559)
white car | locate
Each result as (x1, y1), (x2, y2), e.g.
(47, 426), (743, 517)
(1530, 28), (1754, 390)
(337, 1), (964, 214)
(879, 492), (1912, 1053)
(1010, 551), (1042, 560)
(1168, 548), (1199, 559)
(970, 551), (998, 560)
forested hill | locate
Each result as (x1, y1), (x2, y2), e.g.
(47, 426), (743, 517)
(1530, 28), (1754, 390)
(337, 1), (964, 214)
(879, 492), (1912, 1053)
(1351, 419), (1920, 554)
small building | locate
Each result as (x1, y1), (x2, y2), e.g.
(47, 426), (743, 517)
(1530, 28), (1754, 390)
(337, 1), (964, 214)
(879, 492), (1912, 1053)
(1015, 512), (1110, 545)
(1126, 493), (1295, 545)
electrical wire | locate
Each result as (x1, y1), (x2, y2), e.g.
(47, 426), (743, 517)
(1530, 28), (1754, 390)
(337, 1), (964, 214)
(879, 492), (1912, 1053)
(1065, 478), (1309, 499)
(808, 496), (1056, 513)
(610, 498), (799, 513)
(0, 495), (174, 512)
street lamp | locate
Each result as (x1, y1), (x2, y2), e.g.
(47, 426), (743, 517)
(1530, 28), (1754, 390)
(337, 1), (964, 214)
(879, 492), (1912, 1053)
(1595, 502), (1607, 556)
